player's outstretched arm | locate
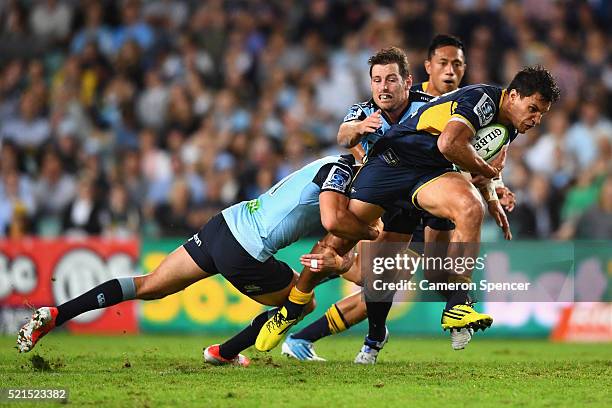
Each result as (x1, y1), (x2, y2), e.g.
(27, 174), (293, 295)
(438, 121), (500, 178)
(319, 191), (380, 242)
(337, 110), (382, 148)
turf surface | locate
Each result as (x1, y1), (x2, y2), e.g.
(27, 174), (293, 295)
(1, 333), (610, 407)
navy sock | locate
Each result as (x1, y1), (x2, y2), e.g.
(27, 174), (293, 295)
(284, 300), (305, 320)
(292, 315), (331, 342)
(56, 278), (135, 326)
(445, 288), (469, 310)
(366, 301), (392, 343)
(219, 308), (277, 359)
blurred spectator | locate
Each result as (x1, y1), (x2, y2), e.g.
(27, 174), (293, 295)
(1, 91), (50, 149)
(574, 176), (612, 239)
(103, 182), (140, 238)
(112, 0), (155, 55)
(61, 175), (105, 236)
(508, 174), (561, 239)
(524, 110), (576, 188)
(566, 98), (612, 170)
(29, 0), (73, 44)
(70, 1), (114, 57)
(0, 170), (36, 237)
(154, 178), (196, 237)
(33, 148), (77, 229)
(136, 69), (168, 130)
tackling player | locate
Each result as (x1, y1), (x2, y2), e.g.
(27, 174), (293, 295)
(282, 37), (467, 362)
(17, 155), (378, 366)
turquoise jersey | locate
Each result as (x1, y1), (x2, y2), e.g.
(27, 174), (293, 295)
(222, 155), (354, 261)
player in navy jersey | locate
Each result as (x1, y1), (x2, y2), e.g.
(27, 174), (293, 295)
(17, 155), (378, 367)
(346, 66), (560, 341)
(259, 65), (560, 357)
(282, 37), (475, 362)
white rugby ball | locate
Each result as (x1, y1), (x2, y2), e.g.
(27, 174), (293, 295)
(471, 124), (509, 162)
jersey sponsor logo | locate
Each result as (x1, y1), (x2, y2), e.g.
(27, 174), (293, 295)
(246, 199), (260, 214)
(322, 165), (351, 193)
(473, 93), (495, 127)
(190, 233), (202, 247)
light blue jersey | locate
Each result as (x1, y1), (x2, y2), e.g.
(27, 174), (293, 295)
(342, 91), (432, 156)
(222, 155), (354, 262)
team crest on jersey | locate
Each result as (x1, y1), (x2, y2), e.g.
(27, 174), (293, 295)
(322, 165), (351, 192)
(473, 93), (495, 127)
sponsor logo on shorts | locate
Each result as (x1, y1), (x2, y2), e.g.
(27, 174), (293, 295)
(97, 293), (106, 307)
(473, 93), (495, 127)
(192, 233), (202, 247)
(243, 284), (261, 293)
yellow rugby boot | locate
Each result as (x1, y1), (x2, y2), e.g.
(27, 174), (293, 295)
(255, 307), (299, 352)
(441, 304), (493, 332)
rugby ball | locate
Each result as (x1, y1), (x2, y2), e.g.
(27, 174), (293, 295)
(471, 124), (509, 162)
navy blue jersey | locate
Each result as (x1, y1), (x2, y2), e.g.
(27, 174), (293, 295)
(378, 84), (519, 168)
(223, 155), (355, 261)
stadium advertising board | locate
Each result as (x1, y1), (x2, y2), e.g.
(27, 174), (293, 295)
(0, 238), (139, 335)
(139, 239), (611, 337)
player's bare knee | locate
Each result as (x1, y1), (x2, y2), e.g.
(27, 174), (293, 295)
(453, 196), (484, 227)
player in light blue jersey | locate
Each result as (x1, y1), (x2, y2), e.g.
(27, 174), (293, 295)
(17, 155), (378, 367)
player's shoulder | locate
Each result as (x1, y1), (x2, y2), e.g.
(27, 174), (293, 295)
(453, 84), (503, 101)
(343, 99), (376, 122)
(408, 90), (433, 104)
(313, 155), (356, 194)
(412, 82), (428, 93)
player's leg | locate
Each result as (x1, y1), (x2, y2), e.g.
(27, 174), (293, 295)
(256, 233), (362, 352)
(208, 271), (316, 367)
(356, 224), (413, 364)
(414, 172), (492, 331)
(197, 215), (316, 365)
(283, 290), (362, 361)
(282, 242), (364, 361)
(17, 246), (213, 353)
(423, 223), (473, 349)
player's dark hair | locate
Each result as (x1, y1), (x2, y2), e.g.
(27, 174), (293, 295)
(368, 47), (410, 79)
(427, 34), (466, 60)
(507, 65), (561, 103)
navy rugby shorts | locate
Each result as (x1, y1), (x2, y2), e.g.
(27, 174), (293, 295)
(382, 207), (455, 236)
(183, 213), (294, 297)
(350, 153), (457, 212)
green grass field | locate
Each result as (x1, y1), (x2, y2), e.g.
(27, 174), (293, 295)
(1, 333), (610, 407)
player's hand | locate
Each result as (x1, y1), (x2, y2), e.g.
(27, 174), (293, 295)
(300, 246), (343, 273)
(496, 186), (516, 212)
(487, 200), (512, 240)
(470, 174), (490, 188)
(358, 110), (383, 135)
(489, 147), (507, 174)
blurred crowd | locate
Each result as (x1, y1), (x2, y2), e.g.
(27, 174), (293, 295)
(0, 0), (611, 240)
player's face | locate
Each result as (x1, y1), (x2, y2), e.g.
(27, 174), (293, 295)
(507, 90), (551, 133)
(370, 63), (411, 113)
(425, 46), (466, 96)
